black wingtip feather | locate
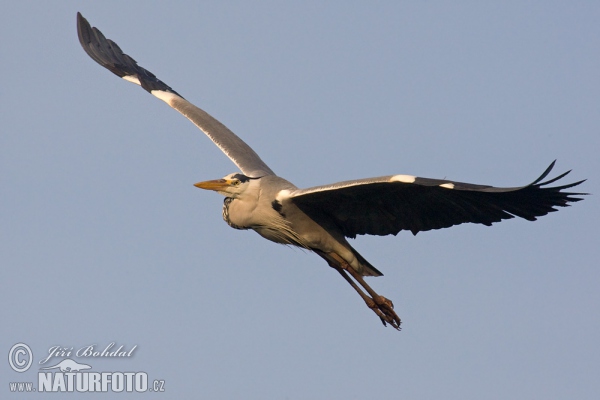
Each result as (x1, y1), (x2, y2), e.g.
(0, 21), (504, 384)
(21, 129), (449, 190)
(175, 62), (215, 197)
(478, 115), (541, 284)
(530, 160), (557, 185)
(536, 169), (572, 187)
(76, 12), (184, 98)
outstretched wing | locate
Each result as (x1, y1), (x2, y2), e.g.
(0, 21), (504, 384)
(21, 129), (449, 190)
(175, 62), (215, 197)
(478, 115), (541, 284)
(288, 161), (586, 238)
(76, 12), (274, 178)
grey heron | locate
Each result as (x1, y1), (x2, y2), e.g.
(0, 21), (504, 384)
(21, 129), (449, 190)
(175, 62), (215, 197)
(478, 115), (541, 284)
(77, 13), (586, 330)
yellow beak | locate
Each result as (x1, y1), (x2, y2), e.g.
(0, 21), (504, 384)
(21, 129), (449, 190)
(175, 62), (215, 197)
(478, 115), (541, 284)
(193, 179), (231, 191)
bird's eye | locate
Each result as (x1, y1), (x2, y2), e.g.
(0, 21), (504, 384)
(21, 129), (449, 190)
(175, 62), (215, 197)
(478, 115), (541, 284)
(233, 180), (240, 186)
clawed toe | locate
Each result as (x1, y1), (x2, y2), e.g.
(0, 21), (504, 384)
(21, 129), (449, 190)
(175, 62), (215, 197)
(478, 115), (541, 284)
(366, 296), (401, 330)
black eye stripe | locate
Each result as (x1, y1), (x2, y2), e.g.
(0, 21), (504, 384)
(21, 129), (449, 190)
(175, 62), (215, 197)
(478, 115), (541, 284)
(231, 174), (259, 183)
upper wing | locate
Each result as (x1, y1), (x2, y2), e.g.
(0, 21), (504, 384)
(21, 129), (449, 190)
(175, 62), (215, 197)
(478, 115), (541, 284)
(76, 12), (274, 178)
(287, 161), (586, 238)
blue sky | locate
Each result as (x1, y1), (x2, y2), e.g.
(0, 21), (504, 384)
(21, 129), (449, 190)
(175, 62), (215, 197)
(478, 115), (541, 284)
(2, 2), (599, 399)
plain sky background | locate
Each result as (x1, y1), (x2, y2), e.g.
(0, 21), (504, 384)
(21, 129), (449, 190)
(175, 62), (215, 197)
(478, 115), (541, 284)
(2, 1), (599, 399)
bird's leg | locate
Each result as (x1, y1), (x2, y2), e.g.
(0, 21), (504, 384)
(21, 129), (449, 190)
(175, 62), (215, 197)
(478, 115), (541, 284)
(319, 251), (401, 330)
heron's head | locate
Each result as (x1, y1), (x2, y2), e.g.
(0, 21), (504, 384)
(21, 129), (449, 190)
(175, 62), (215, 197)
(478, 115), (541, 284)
(193, 173), (256, 198)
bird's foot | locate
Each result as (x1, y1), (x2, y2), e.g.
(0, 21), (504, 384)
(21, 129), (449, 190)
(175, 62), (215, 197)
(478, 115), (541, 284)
(365, 295), (401, 330)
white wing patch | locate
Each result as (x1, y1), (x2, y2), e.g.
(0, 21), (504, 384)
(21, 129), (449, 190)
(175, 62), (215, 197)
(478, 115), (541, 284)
(122, 75), (141, 85)
(276, 189), (292, 202)
(151, 90), (179, 105)
(390, 174), (416, 183)
(439, 183), (455, 189)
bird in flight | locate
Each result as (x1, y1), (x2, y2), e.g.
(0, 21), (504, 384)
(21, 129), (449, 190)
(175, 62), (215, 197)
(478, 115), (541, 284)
(77, 12), (586, 330)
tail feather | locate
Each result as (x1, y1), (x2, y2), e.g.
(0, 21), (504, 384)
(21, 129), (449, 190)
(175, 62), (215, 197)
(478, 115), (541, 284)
(351, 249), (383, 277)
